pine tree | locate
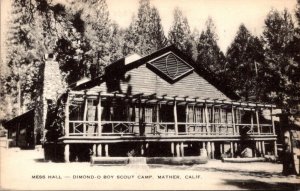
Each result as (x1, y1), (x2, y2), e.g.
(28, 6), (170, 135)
(123, 0), (166, 56)
(196, 17), (225, 75)
(262, 9), (297, 108)
(108, 22), (125, 63)
(226, 24), (265, 101)
(168, 8), (193, 58)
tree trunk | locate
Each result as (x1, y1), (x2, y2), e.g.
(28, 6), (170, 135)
(281, 115), (297, 176)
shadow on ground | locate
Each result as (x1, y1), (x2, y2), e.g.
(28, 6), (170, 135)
(223, 179), (300, 191)
(192, 166), (283, 178)
(150, 164), (284, 178)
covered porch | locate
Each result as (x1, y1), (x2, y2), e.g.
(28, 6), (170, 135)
(62, 90), (277, 138)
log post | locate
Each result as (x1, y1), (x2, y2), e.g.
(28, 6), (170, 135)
(236, 109), (240, 134)
(234, 142), (238, 153)
(65, 91), (70, 137)
(212, 106), (215, 133)
(256, 108), (260, 134)
(220, 143), (223, 155)
(271, 108), (276, 135)
(232, 107), (236, 135)
(174, 100), (178, 135)
(180, 142), (184, 157)
(83, 92), (88, 136)
(230, 142), (234, 158)
(258, 141), (262, 155)
(97, 93), (102, 136)
(274, 140), (278, 157)
(145, 142), (149, 156)
(251, 110), (254, 132)
(156, 103), (159, 134)
(211, 142), (215, 159)
(141, 144), (144, 156)
(138, 96), (143, 136)
(207, 142), (211, 159)
(64, 144), (70, 162)
(97, 144), (102, 157)
(185, 103), (189, 134)
(204, 104), (209, 134)
(176, 143), (180, 157)
(105, 144), (109, 157)
(171, 142), (175, 157)
(219, 107), (222, 133)
(262, 141), (265, 156)
(93, 144), (97, 157)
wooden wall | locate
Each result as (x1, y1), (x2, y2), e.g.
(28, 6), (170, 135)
(90, 64), (230, 100)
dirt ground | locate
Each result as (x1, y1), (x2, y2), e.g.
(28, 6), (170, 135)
(0, 147), (299, 190)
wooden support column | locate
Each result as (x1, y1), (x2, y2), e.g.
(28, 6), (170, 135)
(97, 144), (102, 157)
(234, 142), (238, 153)
(258, 141), (262, 155)
(185, 103), (189, 133)
(232, 107), (236, 135)
(219, 108), (222, 133)
(271, 108), (276, 135)
(93, 144), (97, 157)
(138, 97), (141, 133)
(256, 108), (260, 134)
(211, 142), (215, 159)
(65, 91), (70, 137)
(204, 104), (209, 134)
(64, 144), (70, 162)
(105, 144), (109, 157)
(261, 141), (265, 156)
(220, 143), (223, 154)
(176, 143), (180, 157)
(207, 141), (211, 159)
(236, 109), (240, 134)
(180, 142), (184, 157)
(274, 140), (278, 157)
(156, 103), (159, 134)
(171, 142), (175, 157)
(97, 93), (102, 136)
(202, 142), (206, 149)
(212, 106), (215, 133)
(83, 92), (88, 136)
(174, 100), (178, 135)
(250, 110), (254, 132)
(141, 144), (144, 156)
(146, 142), (149, 156)
(230, 142), (234, 158)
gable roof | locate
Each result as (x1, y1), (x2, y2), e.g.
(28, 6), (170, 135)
(73, 45), (239, 100)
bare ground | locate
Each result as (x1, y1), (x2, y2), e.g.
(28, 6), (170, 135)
(0, 147), (299, 190)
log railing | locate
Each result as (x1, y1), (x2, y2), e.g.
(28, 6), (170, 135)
(67, 121), (274, 136)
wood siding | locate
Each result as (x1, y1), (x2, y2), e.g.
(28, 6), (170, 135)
(90, 63), (229, 100)
(121, 65), (228, 99)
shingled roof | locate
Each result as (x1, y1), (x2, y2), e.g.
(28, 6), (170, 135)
(73, 45), (239, 100)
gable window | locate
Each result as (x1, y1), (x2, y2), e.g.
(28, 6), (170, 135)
(147, 52), (194, 83)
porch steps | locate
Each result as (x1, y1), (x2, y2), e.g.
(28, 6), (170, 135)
(90, 156), (208, 166)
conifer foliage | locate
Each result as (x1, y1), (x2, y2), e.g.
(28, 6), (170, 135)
(196, 18), (226, 75)
(168, 8), (193, 58)
(2, 0), (300, 121)
(262, 9), (298, 107)
(123, 0), (167, 56)
(226, 24), (265, 101)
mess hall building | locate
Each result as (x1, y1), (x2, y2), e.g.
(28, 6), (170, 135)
(44, 45), (278, 162)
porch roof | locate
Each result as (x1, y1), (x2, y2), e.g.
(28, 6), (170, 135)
(68, 90), (276, 109)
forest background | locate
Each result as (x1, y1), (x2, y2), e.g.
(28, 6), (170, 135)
(0, 0), (299, 123)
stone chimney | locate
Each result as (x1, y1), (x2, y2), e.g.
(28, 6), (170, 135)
(34, 53), (66, 144)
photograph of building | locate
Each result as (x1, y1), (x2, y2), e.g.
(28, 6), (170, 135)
(1, 0), (299, 190)
(44, 45), (278, 162)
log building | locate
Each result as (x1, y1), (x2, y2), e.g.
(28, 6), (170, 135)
(44, 45), (278, 162)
